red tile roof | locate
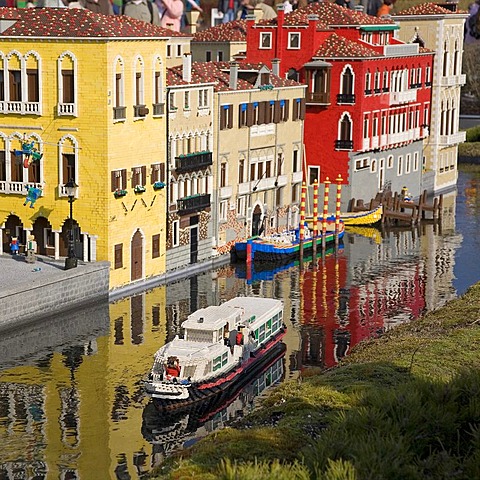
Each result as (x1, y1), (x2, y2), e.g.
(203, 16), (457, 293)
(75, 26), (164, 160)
(314, 32), (380, 58)
(395, 2), (458, 16)
(260, 1), (394, 27)
(168, 60), (302, 91)
(0, 7), (184, 37)
(193, 20), (247, 42)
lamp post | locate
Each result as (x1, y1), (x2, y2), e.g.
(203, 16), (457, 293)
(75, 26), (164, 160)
(64, 179), (78, 270)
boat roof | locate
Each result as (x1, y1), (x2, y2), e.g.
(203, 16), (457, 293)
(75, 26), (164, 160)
(156, 337), (225, 360)
(183, 297), (282, 331)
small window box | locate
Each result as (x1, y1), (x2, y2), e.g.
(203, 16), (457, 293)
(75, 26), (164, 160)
(114, 189), (128, 198)
(153, 181), (166, 190)
(134, 185), (146, 194)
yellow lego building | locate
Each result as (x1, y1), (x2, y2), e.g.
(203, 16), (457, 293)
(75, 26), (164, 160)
(0, 7), (178, 288)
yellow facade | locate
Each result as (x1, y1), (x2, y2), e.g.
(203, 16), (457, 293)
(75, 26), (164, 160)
(0, 36), (169, 288)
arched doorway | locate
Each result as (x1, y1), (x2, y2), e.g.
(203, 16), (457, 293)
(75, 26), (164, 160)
(60, 219), (83, 259)
(32, 217), (53, 256)
(131, 230), (143, 282)
(251, 204), (263, 237)
(3, 214), (23, 254)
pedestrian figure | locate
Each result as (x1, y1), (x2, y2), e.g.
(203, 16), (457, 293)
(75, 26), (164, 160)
(123, 0), (161, 24)
(26, 235), (37, 264)
(10, 237), (19, 256)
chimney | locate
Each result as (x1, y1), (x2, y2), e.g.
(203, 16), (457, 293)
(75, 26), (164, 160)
(271, 58), (280, 77)
(183, 53), (192, 83)
(185, 10), (200, 34)
(229, 61), (239, 90)
(276, 3), (285, 27)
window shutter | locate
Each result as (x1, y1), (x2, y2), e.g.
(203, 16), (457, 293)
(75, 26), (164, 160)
(27, 70), (39, 102)
(141, 165), (147, 185)
(150, 165), (156, 184)
(274, 100), (281, 123)
(111, 171), (117, 192)
(114, 244), (123, 269)
(121, 169), (127, 189)
(283, 99), (289, 122)
(227, 106), (233, 129)
(152, 234), (160, 258)
(299, 98), (306, 120)
(258, 102), (266, 125)
(160, 163), (165, 182)
(220, 106), (226, 130)
(246, 103), (254, 127)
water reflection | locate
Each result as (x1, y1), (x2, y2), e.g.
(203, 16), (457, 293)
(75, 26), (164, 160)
(0, 172), (479, 479)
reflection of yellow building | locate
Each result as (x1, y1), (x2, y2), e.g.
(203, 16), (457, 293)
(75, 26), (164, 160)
(0, 8), (174, 288)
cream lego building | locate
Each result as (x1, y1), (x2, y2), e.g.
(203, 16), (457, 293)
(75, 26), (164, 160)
(394, 3), (468, 195)
(0, 8), (177, 288)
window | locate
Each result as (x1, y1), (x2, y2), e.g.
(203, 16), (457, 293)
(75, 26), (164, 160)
(27, 69), (39, 103)
(413, 151), (419, 171)
(341, 66), (354, 95)
(293, 149), (300, 172)
(405, 153), (411, 174)
(111, 169), (127, 191)
(114, 244), (123, 269)
(387, 155), (393, 169)
(169, 91), (176, 110)
(365, 71), (372, 94)
(442, 41), (448, 77)
(397, 155), (403, 176)
(184, 91), (190, 110)
(9, 70), (21, 102)
(176, 44), (182, 57)
(198, 89), (208, 108)
(217, 51), (224, 61)
(219, 201), (228, 221)
(239, 103), (248, 127)
(166, 45), (172, 58)
(113, 58), (125, 120)
(363, 116), (369, 139)
(238, 157), (245, 183)
(370, 159), (376, 173)
(206, 51), (212, 62)
(425, 66), (431, 85)
(135, 70), (144, 107)
(0, 151), (5, 182)
(172, 220), (179, 247)
(292, 98), (305, 121)
(291, 183), (300, 203)
(61, 70), (74, 104)
(152, 234), (160, 259)
(220, 104), (233, 130)
(288, 32), (300, 49)
(131, 166), (146, 188)
(151, 163), (165, 183)
(355, 158), (369, 170)
(336, 113), (353, 150)
(278, 99), (288, 122)
(308, 166), (319, 185)
(266, 100), (275, 124)
(383, 69), (389, 91)
(237, 196), (246, 216)
(62, 153), (75, 186)
(260, 32), (272, 49)
(220, 161), (227, 187)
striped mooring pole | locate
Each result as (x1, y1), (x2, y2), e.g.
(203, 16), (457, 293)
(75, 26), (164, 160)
(335, 174), (343, 248)
(322, 177), (331, 252)
(312, 179), (319, 261)
(299, 182), (306, 267)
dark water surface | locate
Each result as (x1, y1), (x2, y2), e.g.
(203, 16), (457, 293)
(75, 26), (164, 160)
(1, 170), (479, 479)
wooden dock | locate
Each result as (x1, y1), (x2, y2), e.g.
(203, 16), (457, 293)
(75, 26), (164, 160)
(349, 190), (442, 226)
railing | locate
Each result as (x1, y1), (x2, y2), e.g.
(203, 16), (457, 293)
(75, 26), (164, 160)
(335, 139), (353, 150)
(113, 106), (126, 120)
(384, 44), (418, 56)
(250, 124), (275, 137)
(439, 131), (466, 146)
(58, 103), (77, 116)
(390, 89), (417, 105)
(175, 151), (213, 172)
(440, 74), (466, 87)
(306, 92), (330, 104)
(337, 93), (355, 104)
(177, 193), (211, 215)
(362, 138), (370, 151)
(0, 181), (43, 194)
(219, 185), (232, 198)
(0, 101), (40, 115)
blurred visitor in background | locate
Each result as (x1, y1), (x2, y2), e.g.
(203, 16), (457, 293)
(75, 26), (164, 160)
(124, 0), (161, 24)
(218, 0), (239, 23)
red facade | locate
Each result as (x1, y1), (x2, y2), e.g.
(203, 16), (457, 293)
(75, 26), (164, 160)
(245, 3), (434, 186)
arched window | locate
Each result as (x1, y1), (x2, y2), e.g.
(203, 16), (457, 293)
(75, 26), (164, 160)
(335, 114), (353, 150)
(57, 51), (77, 116)
(442, 41), (448, 77)
(153, 56), (164, 116)
(113, 56), (125, 120)
(338, 66), (354, 103)
(133, 56), (146, 117)
(58, 134), (79, 197)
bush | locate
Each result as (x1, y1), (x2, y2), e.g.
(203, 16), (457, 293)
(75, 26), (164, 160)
(466, 125), (480, 143)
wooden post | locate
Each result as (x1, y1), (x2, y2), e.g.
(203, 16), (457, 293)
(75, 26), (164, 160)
(322, 177), (330, 252)
(335, 174), (342, 248)
(299, 182), (306, 267)
(312, 179), (318, 261)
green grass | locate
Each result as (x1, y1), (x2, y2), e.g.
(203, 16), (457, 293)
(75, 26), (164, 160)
(151, 283), (480, 479)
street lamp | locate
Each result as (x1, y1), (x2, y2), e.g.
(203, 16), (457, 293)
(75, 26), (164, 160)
(64, 178), (78, 270)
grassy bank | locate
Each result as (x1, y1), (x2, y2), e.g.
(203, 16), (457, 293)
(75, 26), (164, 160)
(151, 282), (480, 479)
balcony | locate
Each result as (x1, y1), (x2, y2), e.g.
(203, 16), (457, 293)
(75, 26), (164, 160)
(306, 92), (330, 105)
(0, 101), (40, 115)
(219, 185), (232, 199)
(58, 103), (77, 116)
(335, 140), (353, 150)
(152, 103), (165, 116)
(439, 131), (466, 146)
(177, 193), (211, 215)
(113, 106), (126, 120)
(390, 89), (417, 105)
(440, 74), (466, 87)
(250, 124), (275, 137)
(175, 151), (213, 172)
(292, 171), (303, 183)
(337, 94), (355, 104)
(0, 181), (43, 194)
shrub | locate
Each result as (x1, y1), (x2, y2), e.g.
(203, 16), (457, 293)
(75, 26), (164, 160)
(466, 125), (480, 143)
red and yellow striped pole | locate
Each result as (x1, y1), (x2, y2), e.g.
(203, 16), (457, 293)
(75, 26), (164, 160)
(312, 179), (319, 262)
(335, 174), (343, 247)
(299, 182), (306, 267)
(322, 177), (330, 251)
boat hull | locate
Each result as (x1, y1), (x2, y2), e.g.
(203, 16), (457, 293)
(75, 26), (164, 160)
(234, 229), (344, 263)
(306, 205), (383, 227)
(151, 330), (287, 411)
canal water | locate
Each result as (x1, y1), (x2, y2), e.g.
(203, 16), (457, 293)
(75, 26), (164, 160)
(1, 170), (479, 480)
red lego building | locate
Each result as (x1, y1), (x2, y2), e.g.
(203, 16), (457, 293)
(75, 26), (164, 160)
(245, 3), (434, 209)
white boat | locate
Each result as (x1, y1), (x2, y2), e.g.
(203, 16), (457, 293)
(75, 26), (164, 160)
(143, 297), (286, 408)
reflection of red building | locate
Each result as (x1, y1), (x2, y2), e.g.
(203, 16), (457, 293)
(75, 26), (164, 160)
(245, 3), (434, 206)
(300, 252), (426, 369)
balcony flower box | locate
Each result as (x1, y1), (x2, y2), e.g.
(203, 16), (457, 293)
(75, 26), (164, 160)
(134, 185), (146, 194)
(114, 189), (128, 198)
(153, 181), (166, 190)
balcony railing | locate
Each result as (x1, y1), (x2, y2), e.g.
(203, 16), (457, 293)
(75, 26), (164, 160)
(337, 94), (355, 104)
(0, 101), (40, 115)
(113, 106), (126, 120)
(152, 103), (165, 116)
(390, 89), (417, 105)
(175, 151), (213, 172)
(335, 139), (353, 150)
(439, 131), (466, 146)
(0, 181), (43, 194)
(306, 92), (330, 104)
(440, 74), (466, 87)
(57, 103), (77, 116)
(177, 193), (211, 215)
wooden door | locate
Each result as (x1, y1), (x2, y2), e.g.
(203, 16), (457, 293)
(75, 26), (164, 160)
(131, 230), (143, 281)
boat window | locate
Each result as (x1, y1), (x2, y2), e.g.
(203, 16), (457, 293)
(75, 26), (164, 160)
(259, 324), (266, 342)
(266, 319), (272, 337)
(186, 328), (212, 343)
(183, 365), (196, 378)
(203, 361), (212, 375)
(222, 352), (228, 366)
(213, 355), (222, 371)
